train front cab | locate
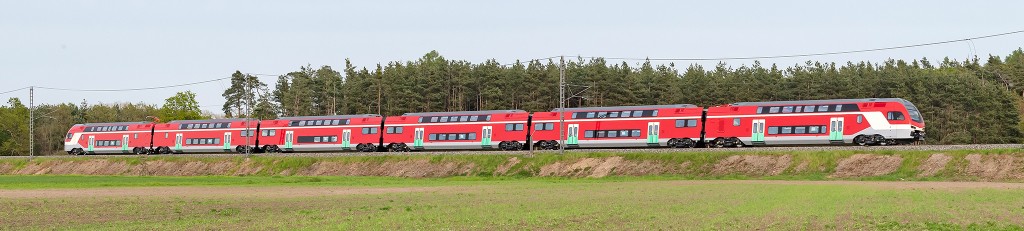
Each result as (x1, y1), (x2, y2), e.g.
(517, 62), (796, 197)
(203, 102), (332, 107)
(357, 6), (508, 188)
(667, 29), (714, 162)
(707, 98), (926, 147)
(64, 122), (151, 155)
(384, 110), (530, 151)
(533, 104), (703, 149)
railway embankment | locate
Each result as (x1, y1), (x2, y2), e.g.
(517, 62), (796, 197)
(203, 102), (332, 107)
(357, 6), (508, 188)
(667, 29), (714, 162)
(2, 148), (1024, 181)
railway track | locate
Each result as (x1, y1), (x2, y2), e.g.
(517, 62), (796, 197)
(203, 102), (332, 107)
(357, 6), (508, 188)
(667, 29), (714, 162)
(3, 144), (1022, 159)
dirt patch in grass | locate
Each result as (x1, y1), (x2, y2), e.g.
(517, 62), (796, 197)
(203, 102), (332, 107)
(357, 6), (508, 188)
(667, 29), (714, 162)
(963, 154), (1024, 180)
(831, 154), (902, 178)
(664, 180), (1024, 190)
(711, 155), (791, 176)
(0, 162), (13, 173)
(537, 157), (687, 177)
(917, 154), (952, 177)
(493, 157), (521, 176)
(296, 159), (476, 178)
(793, 160), (809, 172)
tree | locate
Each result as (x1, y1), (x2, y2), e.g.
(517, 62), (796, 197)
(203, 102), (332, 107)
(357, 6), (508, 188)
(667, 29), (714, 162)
(222, 71), (267, 118)
(159, 91), (206, 121)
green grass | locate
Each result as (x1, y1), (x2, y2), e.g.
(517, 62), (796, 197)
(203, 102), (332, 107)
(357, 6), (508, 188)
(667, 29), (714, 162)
(2, 176), (1023, 230)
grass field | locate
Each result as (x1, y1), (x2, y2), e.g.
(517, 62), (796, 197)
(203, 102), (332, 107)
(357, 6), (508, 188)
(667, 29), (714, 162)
(2, 176), (1024, 230)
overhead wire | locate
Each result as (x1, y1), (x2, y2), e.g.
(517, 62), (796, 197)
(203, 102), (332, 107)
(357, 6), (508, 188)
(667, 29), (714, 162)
(35, 77), (230, 92)
(0, 86), (30, 95)
(574, 30), (1024, 61)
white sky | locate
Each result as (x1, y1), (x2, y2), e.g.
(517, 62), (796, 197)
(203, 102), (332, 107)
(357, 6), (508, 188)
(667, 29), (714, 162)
(1, 0), (1022, 113)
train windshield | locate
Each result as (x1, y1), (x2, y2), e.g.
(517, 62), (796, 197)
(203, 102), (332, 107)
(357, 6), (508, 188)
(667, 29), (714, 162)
(901, 99), (924, 123)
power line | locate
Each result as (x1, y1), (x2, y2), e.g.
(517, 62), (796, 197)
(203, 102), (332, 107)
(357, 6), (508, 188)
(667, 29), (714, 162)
(0, 87), (30, 95)
(36, 77), (230, 92)
(577, 29), (1024, 61)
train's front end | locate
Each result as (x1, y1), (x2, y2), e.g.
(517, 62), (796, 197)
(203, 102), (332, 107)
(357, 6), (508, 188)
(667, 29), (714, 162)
(900, 99), (926, 142)
(64, 124), (86, 155)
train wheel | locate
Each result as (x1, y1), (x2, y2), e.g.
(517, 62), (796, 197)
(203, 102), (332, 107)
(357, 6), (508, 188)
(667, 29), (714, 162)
(667, 139), (679, 148)
(731, 138), (745, 148)
(873, 135), (887, 146)
(681, 138), (695, 148)
(363, 143), (376, 152)
(511, 141), (523, 150)
(713, 138), (726, 148)
(398, 143), (410, 152)
(854, 135), (870, 146)
(548, 140), (560, 150)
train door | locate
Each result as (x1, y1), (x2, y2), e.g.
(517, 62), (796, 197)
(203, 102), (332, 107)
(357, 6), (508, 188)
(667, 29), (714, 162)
(174, 133), (183, 152)
(413, 128), (424, 149)
(481, 126), (492, 148)
(646, 122), (660, 145)
(88, 135), (95, 152)
(223, 132), (232, 151)
(829, 117), (844, 143)
(122, 135), (130, 153)
(567, 124), (579, 146)
(342, 129), (351, 150)
(284, 131), (294, 149)
(751, 119), (765, 144)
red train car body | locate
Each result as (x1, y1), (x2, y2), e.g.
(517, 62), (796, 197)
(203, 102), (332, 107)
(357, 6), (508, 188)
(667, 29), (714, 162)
(382, 110), (530, 151)
(530, 105), (705, 149)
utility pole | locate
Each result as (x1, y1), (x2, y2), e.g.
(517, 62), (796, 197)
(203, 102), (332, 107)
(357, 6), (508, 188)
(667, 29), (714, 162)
(29, 86), (34, 158)
(244, 78), (251, 158)
(558, 56), (565, 155)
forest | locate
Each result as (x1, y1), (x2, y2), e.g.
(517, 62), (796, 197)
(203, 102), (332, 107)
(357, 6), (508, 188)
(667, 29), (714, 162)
(2, 49), (1023, 155)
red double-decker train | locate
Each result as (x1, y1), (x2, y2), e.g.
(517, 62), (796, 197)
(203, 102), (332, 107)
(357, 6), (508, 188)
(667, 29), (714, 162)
(64, 98), (925, 155)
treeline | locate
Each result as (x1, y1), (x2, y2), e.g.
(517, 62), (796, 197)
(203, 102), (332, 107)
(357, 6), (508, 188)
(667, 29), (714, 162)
(3, 49), (1024, 155)
(253, 50), (1024, 144)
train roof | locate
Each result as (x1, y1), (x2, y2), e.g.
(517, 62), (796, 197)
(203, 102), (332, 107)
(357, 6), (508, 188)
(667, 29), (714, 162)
(729, 98), (911, 106)
(78, 121), (148, 126)
(167, 118), (252, 123)
(278, 114), (382, 120)
(402, 110), (527, 116)
(550, 104), (698, 112)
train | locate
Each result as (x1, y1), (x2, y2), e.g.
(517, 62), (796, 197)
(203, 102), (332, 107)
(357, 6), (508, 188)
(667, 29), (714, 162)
(63, 98), (926, 155)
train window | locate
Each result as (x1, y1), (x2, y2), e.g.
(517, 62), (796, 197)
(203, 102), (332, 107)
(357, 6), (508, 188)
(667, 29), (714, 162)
(781, 127), (792, 134)
(607, 131), (618, 138)
(617, 111), (628, 117)
(214, 138), (220, 144)
(439, 116), (448, 122)
(316, 120), (324, 126)
(585, 131), (595, 138)
(618, 130), (628, 137)
(429, 134), (437, 140)
(469, 133), (476, 140)
(757, 107), (764, 114)
(651, 110), (658, 117)
(165, 133), (168, 138)
(802, 106), (812, 112)
(585, 112), (595, 118)
(675, 120), (686, 128)
(133, 133), (138, 139)
(795, 127), (806, 134)
(329, 120), (337, 125)
(769, 107), (780, 113)
(733, 118), (741, 126)
(809, 126), (820, 134)
(768, 127), (779, 135)
(440, 134), (449, 140)
(887, 111), (905, 120)
(834, 105), (843, 112)
(630, 110), (641, 117)
(817, 105), (829, 112)
(456, 134), (465, 140)
(505, 124), (514, 131)
(545, 123), (555, 130)
(448, 116), (457, 122)
(688, 120), (698, 127)
(596, 131), (606, 138)
(467, 116), (476, 121)
(571, 113), (578, 119)
(515, 124), (524, 131)
(609, 112), (619, 118)
(395, 127), (403, 133)
(370, 127), (378, 134)
(362, 128), (369, 134)
(782, 106), (794, 113)
(458, 116), (468, 122)
(314, 137), (321, 143)
(596, 112), (607, 118)
(629, 130), (639, 137)
(485, 115), (491, 121)
(387, 127), (395, 134)
(857, 115), (863, 124)
(794, 106), (802, 113)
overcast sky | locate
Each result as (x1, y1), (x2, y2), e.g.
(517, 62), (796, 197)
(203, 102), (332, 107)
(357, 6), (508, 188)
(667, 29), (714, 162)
(1, 0), (1022, 112)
